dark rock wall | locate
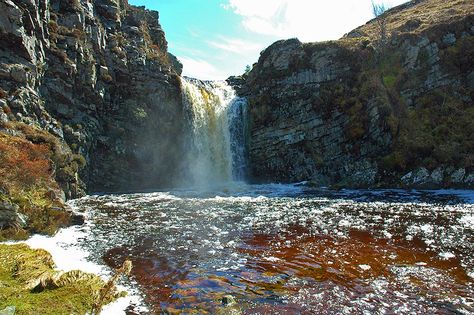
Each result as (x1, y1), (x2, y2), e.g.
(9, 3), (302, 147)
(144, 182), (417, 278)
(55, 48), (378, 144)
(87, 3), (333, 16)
(0, 0), (187, 194)
(241, 2), (474, 188)
(1, 0), (473, 194)
(243, 39), (390, 187)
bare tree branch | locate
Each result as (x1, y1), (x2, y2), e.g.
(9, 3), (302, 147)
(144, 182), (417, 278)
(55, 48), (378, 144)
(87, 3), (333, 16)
(371, 1), (389, 52)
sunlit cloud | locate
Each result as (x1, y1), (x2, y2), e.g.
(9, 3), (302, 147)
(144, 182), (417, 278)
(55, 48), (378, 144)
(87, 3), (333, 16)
(225, 0), (408, 42)
(178, 56), (226, 80)
(174, 0), (409, 79)
(207, 37), (264, 55)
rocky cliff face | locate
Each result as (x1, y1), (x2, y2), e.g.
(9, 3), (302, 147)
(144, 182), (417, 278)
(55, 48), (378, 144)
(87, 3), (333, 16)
(0, 0), (187, 194)
(240, 0), (474, 188)
(0, 0), (187, 236)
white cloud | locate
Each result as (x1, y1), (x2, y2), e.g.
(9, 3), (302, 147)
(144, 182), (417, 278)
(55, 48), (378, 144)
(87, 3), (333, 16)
(178, 56), (226, 80)
(179, 0), (410, 79)
(225, 0), (408, 42)
(207, 37), (264, 55)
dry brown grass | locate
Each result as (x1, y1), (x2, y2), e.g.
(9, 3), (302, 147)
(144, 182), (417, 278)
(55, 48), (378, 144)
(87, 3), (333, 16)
(0, 244), (124, 314)
(347, 0), (474, 40)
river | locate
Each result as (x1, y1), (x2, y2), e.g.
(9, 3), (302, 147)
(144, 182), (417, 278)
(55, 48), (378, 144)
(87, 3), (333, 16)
(42, 184), (473, 314)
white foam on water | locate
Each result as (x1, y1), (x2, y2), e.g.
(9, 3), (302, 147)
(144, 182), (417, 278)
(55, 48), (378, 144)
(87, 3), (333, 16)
(460, 214), (474, 227)
(439, 252), (456, 260)
(4, 186), (472, 314)
(22, 226), (102, 274)
(263, 256), (281, 262)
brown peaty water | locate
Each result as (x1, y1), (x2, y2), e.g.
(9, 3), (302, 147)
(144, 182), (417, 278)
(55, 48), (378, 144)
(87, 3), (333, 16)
(70, 185), (474, 314)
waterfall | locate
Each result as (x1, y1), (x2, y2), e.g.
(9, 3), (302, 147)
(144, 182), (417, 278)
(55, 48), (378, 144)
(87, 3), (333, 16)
(181, 77), (248, 187)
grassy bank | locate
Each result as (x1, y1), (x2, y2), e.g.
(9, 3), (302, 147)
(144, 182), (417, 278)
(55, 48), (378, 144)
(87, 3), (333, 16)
(0, 243), (125, 314)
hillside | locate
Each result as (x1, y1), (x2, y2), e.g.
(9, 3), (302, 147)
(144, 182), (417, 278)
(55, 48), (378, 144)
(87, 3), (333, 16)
(240, 0), (474, 188)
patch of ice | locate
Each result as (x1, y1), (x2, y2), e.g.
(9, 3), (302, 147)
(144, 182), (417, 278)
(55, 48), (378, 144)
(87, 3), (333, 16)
(6, 225), (147, 314)
(420, 224), (433, 234)
(338, 219), (351, 227)
(459, 215), (474, 227)
(21, 226), (102, 274)
(425, 239), (435, 246)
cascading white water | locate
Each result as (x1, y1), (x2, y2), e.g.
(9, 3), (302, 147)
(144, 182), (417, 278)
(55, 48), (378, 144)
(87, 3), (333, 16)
(181, 77), (248, 187)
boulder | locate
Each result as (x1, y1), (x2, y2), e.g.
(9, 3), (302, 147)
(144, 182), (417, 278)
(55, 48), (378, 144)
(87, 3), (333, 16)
(451, 168), (466, 184)
(0, 201), (27, 229)
(401, 168), (430, 186)
(430, 167), (444, 185)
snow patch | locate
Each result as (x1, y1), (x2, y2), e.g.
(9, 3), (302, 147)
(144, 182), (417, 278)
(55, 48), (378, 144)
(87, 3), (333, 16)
(8, 226), (147, 314)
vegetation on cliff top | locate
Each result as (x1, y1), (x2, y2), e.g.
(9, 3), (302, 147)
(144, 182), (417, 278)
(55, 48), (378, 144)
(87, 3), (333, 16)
(349, 0), (474, 40)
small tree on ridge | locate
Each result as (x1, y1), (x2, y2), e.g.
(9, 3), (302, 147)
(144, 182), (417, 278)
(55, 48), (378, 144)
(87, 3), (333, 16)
(371, 1), (389, 51)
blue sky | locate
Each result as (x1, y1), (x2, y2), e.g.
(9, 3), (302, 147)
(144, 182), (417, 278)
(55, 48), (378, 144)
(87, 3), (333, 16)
(129, 0), (408, 80)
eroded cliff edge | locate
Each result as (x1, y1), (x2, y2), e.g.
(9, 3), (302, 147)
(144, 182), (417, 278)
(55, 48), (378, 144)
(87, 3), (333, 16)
(238, 0), (474, 188)
(0, 0), (186, 237)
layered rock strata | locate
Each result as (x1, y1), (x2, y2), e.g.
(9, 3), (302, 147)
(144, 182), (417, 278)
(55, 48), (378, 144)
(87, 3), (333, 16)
(239, 0), (474, 188)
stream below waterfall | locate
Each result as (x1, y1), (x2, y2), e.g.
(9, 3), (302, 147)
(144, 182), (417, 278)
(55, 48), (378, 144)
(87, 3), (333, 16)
(55, 186), (474, 314)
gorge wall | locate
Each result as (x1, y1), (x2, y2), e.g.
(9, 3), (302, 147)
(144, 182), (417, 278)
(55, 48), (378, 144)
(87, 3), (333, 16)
(0, 0), (187, 194)
(239, 0), (474, 188)
(1, 0), (474, 238)
(0, 0), (187, 236)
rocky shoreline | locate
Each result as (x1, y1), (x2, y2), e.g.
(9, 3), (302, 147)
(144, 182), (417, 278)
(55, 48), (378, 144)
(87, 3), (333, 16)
(0, 206), (146, 314)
